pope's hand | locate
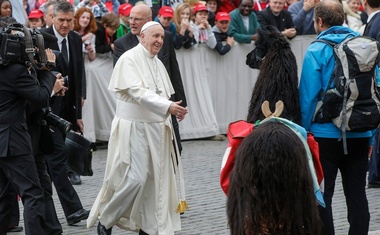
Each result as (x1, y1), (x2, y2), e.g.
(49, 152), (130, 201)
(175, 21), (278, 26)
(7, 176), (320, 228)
(169, 100), (188, 122)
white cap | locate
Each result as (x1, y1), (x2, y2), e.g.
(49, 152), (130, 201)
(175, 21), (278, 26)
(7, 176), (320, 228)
(141, 21), (161, 33)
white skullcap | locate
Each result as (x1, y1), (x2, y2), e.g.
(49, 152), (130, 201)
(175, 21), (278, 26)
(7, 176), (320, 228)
(141, 21), (161, 33)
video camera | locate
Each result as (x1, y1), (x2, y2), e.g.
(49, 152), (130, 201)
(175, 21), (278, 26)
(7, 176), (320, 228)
(0, 23), (56, 69)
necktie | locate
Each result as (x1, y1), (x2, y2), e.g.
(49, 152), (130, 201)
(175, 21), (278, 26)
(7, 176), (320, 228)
(61, 38), (69, 64)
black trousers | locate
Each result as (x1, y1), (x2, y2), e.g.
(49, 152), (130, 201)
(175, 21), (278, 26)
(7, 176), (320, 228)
(316, 137), (370, 235)
(0, 154), (46, 235)
(45, 126), (83, 218)
(9, 194), (20, 227)
(29, 120), (63, 234)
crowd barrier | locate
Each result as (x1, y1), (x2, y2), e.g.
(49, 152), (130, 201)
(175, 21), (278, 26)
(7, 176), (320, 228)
(175, 35), (317, 140)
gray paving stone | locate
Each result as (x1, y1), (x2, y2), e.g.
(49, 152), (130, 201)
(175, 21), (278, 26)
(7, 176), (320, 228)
(9, 139), (380, 234)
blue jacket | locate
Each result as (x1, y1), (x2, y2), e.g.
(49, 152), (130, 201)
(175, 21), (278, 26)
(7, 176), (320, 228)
(299, 26), (373, 139)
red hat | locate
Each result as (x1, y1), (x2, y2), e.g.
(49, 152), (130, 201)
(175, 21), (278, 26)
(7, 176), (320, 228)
(215, 12), (230, 22)
(158, 6), (174, 18)
(118, 3), (133, 16)
(28, 9), (44, 19)
(193, 4), (208, 14)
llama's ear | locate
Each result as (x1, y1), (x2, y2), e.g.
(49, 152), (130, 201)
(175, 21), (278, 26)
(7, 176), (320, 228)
(261, 100), (272, 118)
(273, 101), (284, 117)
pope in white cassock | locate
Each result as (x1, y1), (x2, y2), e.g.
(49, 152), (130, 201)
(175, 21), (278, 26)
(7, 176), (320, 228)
(87, 21), (188, 235)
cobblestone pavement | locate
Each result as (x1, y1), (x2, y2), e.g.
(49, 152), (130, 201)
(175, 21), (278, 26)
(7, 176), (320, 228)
(10, 139), (380, 235)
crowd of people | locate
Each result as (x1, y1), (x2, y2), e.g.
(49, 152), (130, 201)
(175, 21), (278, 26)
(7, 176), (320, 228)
(0, 0), (380, 234)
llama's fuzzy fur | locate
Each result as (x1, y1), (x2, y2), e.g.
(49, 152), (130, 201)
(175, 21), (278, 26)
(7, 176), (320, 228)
(246, 26), (301, 124)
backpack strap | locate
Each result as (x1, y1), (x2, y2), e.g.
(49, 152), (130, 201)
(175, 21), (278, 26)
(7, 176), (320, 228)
(311, 39), (338, 99)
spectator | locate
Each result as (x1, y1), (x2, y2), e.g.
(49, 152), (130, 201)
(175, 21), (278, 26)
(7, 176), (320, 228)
(87, 21), (188, 235)
(102, 0), (120, 15)
(95, 12), (119, 55)
(9, 0), (27, 24)
(82, 12), (119, 146)
(42, 0), (55, 28)
(74, 7), (97, 62)
(227, 120), (321, 235)
(219, 0), (239, 13)
(28, 9), (45, 29)
(212, 11), (234, 55)
(116, 3), (132, 38)
(205, 0), (220, 26)
(23, 0), (29, 15)
(257, 0), (297, 39)
(0, 0), (12, 17)
(155, 6), (176, 41)
(284, 0), (299, 9)
(174, 4), (222, 140)
(173, 3), (195, 49)
(343, 0), (364, 33)
(191, 4), (217, 48)
(363, 0), (380, 187)
(288, 0), (318, 35)
(253, 0), (269, 12)
(228, 0), (261, 43)
(299, 1), (371, 234)
(76, 0), (109, 20)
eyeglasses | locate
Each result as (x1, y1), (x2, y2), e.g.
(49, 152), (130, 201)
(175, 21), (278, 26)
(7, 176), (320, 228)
(128, 17), (149, 22)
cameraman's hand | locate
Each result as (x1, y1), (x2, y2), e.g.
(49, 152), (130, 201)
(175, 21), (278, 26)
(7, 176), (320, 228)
(53, 74), (67, 96)
(45, 48), (56, 63)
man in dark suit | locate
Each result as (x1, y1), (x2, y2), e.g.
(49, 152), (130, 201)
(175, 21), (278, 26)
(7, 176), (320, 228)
(41, 0), (90, 225)
(363, 0), (380, 188)
(0, 53), (57, 234)
(114, 4), (187, 153)
(25, 68), (66, 234)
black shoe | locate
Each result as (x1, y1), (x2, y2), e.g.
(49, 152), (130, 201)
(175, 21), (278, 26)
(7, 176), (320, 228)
(68, 173), (82, 185)
(7, 226), (23, 232)
(66, 208), (90, 225)
(368, 180), (380, 188)
(97, 222), (112, 235)
(139, 229), (149, 235)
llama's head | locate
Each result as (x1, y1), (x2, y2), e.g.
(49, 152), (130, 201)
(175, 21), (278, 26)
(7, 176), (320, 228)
(246, 25), (291, 69)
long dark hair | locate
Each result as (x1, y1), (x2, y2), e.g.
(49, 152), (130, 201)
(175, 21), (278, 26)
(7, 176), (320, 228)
(227, 121), (321, 235)
(246, 26), (301, 125)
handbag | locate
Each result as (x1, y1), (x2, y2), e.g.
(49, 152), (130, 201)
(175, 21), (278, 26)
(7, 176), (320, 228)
(65, 131), (96, 176)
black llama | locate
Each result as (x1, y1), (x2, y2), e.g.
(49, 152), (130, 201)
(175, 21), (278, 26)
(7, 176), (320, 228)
(246, 25), (301, 125)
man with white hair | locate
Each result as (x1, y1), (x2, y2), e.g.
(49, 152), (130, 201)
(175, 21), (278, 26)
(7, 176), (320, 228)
(113, 4), (187, 158)
(87, 21), (188, 235)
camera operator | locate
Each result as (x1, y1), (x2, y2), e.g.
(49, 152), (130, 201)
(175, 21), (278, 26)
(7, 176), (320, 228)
(0, 41), (57, 235)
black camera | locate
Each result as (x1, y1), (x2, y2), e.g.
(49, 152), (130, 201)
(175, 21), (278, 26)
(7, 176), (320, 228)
(42, 107), (72, 133)
(0, 23), (55, 69)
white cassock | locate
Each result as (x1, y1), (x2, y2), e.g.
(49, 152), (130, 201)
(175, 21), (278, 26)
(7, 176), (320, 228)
(87, 43), (181, 235)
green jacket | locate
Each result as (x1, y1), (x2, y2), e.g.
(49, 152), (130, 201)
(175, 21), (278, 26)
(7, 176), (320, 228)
(228, 9), (261, 43)
(116, 23), (130, 39)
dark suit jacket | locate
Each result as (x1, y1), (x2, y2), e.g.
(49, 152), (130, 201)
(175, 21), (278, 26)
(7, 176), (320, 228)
(257, 8), (295, 37)
(363, 12), (380, 42)
(0, 64), (55, 157)
(113, 31), (187, 107)
(41, 27), (84, 127)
